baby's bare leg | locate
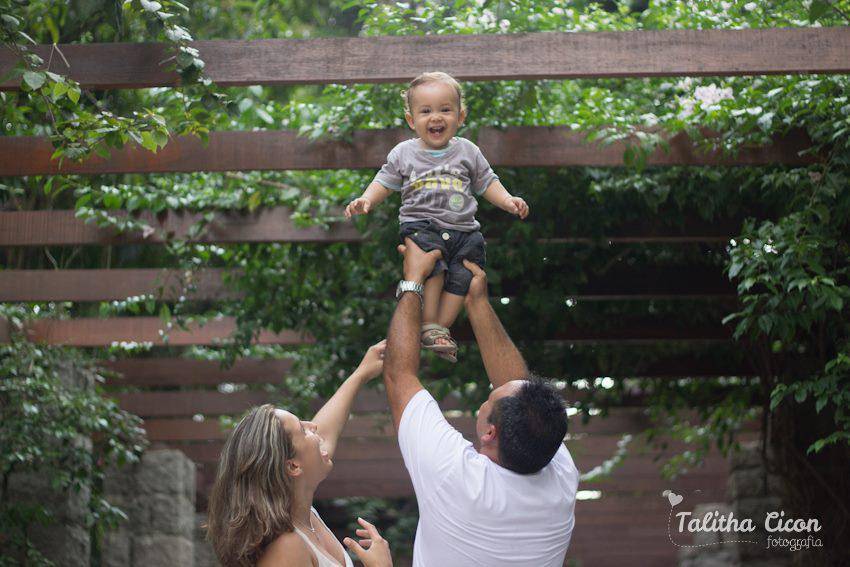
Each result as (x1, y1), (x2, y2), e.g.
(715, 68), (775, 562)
(437, 291), (465, 330)
(423, 274), (444, 325)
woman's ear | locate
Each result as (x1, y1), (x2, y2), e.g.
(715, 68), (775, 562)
(285, 458), (301, 478)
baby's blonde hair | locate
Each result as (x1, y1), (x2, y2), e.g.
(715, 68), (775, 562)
(402, 71), (466, 115)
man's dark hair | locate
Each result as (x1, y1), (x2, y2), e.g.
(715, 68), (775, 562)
(488, 376), (568, 475)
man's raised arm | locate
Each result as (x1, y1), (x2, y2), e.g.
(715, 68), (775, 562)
(383, 239), (442, 430)
(462, 259), (528, 388)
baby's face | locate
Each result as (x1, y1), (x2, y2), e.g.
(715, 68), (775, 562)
(405, 81), (466, 149)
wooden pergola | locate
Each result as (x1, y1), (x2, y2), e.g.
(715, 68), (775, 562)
(2, 26), (848, 565)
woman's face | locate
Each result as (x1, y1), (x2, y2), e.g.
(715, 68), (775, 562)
(276, 409), (333, 483)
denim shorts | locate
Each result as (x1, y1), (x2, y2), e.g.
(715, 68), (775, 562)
(399, 219), (486, 296)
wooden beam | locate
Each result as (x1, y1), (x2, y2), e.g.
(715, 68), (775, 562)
(102, 358), (294, 387)
(17, 317), (309, 347)
(100, 353), (755, 389)
(5, 315), (730, 346)
(0, 209), (360, 246)
(2, 28), (848, 90)
(115, 389), (391, 418)
(0, 269), (237, 302)
(142, 409), (652, 442)
(0, 126), (816, 177)
(0, 266), (735, 302)
(0, 209), (746, 247)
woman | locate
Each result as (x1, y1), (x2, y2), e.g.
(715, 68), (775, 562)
(207, 340), (394, 567)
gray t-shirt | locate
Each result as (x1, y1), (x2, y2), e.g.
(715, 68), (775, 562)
(372, 136), (499, 232)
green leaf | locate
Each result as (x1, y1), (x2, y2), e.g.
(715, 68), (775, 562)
(52, 81), (68, 99)
(45, 16), (60, 44)
(18, 30), (37, 45)
(1, 14), (20, 29)
(808, 0), (831, 21)
(67, 86), (80, 104)
(140, 0), (162, 12)
(140, 131), (158, 152)
(22, 71), (46, 91)
(794, 388), (808, 403)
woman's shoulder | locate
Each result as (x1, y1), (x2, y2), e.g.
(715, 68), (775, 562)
(257, 530), (317, 567)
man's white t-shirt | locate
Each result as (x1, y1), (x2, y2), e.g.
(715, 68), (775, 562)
(398, 389), (579, 567)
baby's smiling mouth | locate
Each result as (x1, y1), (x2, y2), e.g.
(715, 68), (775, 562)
(428, 125), (446, 134)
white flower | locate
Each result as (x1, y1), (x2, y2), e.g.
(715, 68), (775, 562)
(679, 97), (697, 118)
(693, 83), (734, 107)
(744, 2), (757, 10)
(553, 7), (564, 15)
(499, 19), (510, 32)
(676, 77), (694, 91)
(720, 1), (732, 10)
(640, 113), (659, 127)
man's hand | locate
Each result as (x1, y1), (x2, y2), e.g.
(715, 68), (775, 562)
(503, 196), (530, 220)
(462, 259), (489, 308)
(345, 196), (372, 219)
(355, 339), (387, 383)
(397, 237), (442, 283)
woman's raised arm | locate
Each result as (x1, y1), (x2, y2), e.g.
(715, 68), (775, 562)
(311, 339), (386, 458)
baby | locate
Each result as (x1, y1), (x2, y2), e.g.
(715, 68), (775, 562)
(345, 71), (529, 362)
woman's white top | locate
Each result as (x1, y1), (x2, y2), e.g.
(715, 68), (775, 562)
(292, 507), (354, 567)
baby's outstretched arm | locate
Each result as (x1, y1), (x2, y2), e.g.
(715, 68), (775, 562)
(481, 179), (530, 219)
(345, 182), (393, 219)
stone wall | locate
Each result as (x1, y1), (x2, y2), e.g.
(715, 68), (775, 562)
(101, 449), (196, 566)
(3, 362), (93, 567)
(679, 440), (790, 567)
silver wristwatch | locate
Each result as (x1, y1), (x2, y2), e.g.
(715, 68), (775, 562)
(395, 280), (424, 307)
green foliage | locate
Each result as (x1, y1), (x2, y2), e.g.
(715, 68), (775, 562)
(0, 307), (148, 563)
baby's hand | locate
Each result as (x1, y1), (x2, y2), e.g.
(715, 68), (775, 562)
(504, 196), (529, 220)
(345, 197), (372, 219)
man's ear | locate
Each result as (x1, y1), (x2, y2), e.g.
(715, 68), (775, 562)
(479, 422), (497, 445)
(285, 458), (302, 478)
(404, 112), (415, 130)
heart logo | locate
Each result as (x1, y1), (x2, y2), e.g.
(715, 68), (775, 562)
(667, 492), (683, 507)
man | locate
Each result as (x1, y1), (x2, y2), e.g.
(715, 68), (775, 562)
(382, 238), (579, 566)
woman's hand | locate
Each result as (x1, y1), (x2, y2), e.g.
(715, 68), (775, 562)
(356, 339), (387, 382)
(343, 517), (392, 567)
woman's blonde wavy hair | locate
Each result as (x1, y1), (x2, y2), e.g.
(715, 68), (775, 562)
(401, 70), (466, 115)
(207, 404), (296, 567)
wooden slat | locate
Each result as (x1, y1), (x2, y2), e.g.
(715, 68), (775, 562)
(0, 126), (816, 177)
(102, 358), (294, 387)
(7, 315), (730, 346)
(0, 265), (734, 302)
(158, 435), (734, 466)
(193, 441), (729, 499)
(0, 209), (747, 246)
(17, 316), (309, 346)
(102, 352), (754, 389)
(117, 389), (391, 418)
(143, 410), (650, 442)
(2, 28), (848, 90)
(0, 269), (236, 302)
(0, 209), (360, 246)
